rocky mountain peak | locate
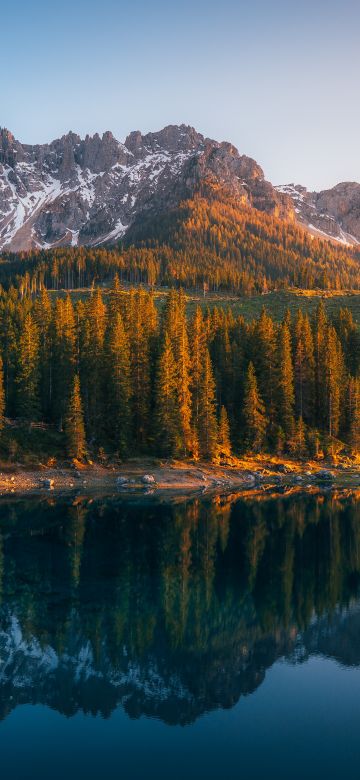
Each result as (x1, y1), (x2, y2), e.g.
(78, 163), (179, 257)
(1, 122), (357, 252)
(277, 181), (360, 244)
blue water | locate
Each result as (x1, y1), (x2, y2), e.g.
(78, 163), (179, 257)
(0, 490), (360, 779)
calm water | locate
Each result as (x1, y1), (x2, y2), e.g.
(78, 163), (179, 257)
(1, 489), (360, 779)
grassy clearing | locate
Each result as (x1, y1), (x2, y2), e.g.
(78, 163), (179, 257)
(48, 286), (360, 323)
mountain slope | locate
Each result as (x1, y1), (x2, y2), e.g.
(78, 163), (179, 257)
(277, 182), (360, 245)
(1, 192), (359, 293)
(0, 124), (294, 252)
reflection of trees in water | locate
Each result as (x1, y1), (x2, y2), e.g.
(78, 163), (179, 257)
(0, 491), (360, 722)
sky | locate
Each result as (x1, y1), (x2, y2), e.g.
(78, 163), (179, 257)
(2, 0), (360, 190)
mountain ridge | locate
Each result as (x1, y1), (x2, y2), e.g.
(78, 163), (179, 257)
(0, 123), (359, 252)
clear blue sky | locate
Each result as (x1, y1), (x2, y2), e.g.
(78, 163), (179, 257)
(2, 0), (359, 190)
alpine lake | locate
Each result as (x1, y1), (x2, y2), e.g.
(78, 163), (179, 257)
(1, 485), (360, 779)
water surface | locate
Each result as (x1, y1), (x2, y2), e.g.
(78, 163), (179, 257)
(1, 489), (360, 779)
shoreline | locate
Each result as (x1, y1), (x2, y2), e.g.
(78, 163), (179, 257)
(0, 457), (359, 498)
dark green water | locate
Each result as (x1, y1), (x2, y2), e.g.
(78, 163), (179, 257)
(1, 489), (360, 779)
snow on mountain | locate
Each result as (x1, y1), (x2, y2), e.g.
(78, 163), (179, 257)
(276, 182), (360, 246)
(1, 123), (359, 252)
(0, 125), (291, 252)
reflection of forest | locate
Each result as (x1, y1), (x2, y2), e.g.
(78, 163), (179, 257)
(0, 490), (360, 724)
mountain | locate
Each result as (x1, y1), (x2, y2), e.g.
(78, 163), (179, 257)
(277, 182), (360, 245)
(0, 124), (295, 252)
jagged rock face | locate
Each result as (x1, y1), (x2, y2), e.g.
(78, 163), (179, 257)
(277, 182), (360, 245)
(0, 124), (293, 251)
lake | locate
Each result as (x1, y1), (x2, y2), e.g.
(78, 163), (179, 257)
(1, 488), (360, 779)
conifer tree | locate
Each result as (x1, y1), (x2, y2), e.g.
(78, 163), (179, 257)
(128, 289), (157, 447)
(253, 308), (277, 416)
(313, 301), (328, 427)
(33, 288), (53, 419)
(293, 311), (315, 425)
(155, 332), (180, 456)
(276, 321), (295, 447)
(198, 349), (218, 460)
(190, 306), (207, 433)
(243, 362), (267, 451)
(64, 374), (86, 460)
(15, 313), (40, 420)
(324, 325), (345, 439)
(218, 406), (232, 459)
(106, 312), (132, 457)
(82, 289), (107, 440)
(52, 296), (76, 428)
(176, 317), (194, 457)
(292, 416), (307, 457)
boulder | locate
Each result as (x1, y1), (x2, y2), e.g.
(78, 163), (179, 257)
(316, 470), (334, 481)
(142, 474), (156, 484)
(116, 476), (129, 486)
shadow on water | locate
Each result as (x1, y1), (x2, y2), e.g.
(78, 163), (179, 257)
(0, 488), (360, 725)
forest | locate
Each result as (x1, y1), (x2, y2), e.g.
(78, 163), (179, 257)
(0, 279), (358, 463)
(1, 196), (360, 295)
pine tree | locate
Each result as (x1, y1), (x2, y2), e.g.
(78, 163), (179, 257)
(292, 416), (307, 458)
(190, 306), (207, 434)
(313, 301), (328, 428)
(83, 289), (107, 440)
(324, 325), (345, 440)
(64, 374), (86, 460)
(52, 296), (76, 428)
(108, 273), (124, 322)
(177, 317), (194, 457)
(33, 288), (53, 419)
(128, 289), (157, 448)
(105, 312), (132, 457)
(198, 349), (218, 460)
(252, 308), (277, 418)
(243, 362), (267, 451)
(293, 311), (315, 425)
(217, 406), (232, 459)
(15, 313), (40, 420)
(276, 321), (295, 447)
(155, 331), (180, 456)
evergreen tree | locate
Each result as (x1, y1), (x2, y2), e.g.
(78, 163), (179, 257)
(243, 362), (267, 451)
(33, 288), (53, 419)
(292, 416), (307, 458)
(64, 374), (86, 459)
(252, 308), (277, 418)
(155, 332), (180, 456)
(293, 311), (315, 425)
(276, 321), (295, 447)
(313, 301), (328, 428)
(198, 350), (218, 459)
(128, 289), (157, 448)
(218, 406), (232, 459)
(82, 289), (107, 441)
(324, 325), (345, 439)
(105, 312), (132, 457)
(190, 306), (207, 434)
(15, 313), (40, 420)
(52, 296), (76, 428)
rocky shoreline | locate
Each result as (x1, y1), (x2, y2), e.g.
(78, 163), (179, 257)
(0, 459), (358, 498)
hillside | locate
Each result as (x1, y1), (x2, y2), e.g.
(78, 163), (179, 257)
(1, 193), (360, 295)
